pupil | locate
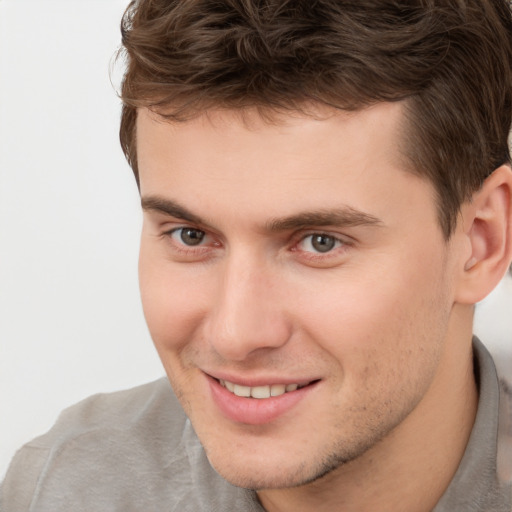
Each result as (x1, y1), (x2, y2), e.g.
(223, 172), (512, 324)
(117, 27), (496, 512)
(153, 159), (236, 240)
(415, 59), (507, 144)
(181, 228), (205, 246)
(311, 234), (335, 253)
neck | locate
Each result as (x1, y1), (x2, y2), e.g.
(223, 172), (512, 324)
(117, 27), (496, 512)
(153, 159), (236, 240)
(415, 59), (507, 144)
(258, 307), (478, 512)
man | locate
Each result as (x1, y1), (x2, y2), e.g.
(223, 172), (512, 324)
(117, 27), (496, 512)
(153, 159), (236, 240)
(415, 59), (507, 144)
(2, 0), (512, 510)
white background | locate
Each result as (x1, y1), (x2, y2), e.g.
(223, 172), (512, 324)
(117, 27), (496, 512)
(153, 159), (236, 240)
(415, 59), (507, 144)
(0, 0), (511, 480)
(0, 0), (164, 479)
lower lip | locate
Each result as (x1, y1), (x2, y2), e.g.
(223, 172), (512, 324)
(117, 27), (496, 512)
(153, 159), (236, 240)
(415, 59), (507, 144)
(207, 376), (318, 425)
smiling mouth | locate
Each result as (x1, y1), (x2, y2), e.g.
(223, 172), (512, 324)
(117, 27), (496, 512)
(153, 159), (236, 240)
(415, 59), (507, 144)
(218, 379), (315, 399)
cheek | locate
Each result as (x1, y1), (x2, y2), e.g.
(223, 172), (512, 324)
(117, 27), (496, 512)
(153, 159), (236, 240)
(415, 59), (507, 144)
(300, 255), (452, 387)
(138, 245), (209, 354)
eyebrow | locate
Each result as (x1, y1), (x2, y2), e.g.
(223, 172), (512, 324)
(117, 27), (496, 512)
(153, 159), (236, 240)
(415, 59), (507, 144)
(266, 209), (383, 232)
(141, 195), (383, 231)
(142, 196), (205, 226)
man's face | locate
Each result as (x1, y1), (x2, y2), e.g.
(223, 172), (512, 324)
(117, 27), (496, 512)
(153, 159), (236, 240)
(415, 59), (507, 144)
(137, 104), (462, 489)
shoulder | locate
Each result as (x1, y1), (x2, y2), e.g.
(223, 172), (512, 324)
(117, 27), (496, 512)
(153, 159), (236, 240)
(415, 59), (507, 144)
(480, 340), (512, 509)
(22, 377), (189, 459)
(1, 379), (261, 512)
(1, 379), (202, 511)
(496, 354), (512, 497)
(46, 377), (185, 438)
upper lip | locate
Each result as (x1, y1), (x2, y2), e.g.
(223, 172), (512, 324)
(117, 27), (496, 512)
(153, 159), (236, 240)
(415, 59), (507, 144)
(203, 370), (319, 388)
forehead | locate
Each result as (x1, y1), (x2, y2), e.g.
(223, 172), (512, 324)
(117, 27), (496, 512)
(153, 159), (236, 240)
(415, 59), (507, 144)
(135, 103), (437, 233)
(136, 102), (409, 180)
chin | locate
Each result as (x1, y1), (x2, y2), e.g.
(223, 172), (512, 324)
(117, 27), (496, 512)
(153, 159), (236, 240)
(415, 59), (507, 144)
(203, 438), (364, 491)
(209, 457), (312, 490)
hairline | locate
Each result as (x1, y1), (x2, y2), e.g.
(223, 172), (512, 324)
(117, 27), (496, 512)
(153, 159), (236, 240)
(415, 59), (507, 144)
(132, 97), (454, 241)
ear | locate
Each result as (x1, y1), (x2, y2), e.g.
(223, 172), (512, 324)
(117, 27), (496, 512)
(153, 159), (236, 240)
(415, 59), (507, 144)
(455, 165), (512, 304)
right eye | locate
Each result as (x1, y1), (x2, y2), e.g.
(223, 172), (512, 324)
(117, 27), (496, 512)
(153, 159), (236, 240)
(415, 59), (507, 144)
(171, 227), (207, 246)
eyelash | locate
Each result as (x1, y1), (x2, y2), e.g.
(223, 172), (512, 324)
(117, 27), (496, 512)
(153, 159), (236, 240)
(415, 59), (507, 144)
(163, 227), (217, 256)
(162, 226), (351, 262)
(291, 231), (351, 264)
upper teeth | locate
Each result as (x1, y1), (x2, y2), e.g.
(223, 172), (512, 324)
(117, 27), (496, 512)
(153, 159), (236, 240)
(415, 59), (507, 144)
(219, 380), (303, 399)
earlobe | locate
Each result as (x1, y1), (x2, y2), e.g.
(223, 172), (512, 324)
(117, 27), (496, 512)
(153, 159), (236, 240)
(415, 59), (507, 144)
(456, 165), (512, 304)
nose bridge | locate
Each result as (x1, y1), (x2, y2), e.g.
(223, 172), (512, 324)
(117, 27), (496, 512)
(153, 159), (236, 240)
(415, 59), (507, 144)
(206, 249), (291, 361)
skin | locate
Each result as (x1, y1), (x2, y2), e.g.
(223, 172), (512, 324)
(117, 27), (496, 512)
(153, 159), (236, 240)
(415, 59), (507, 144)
(136, 103), (481, 511)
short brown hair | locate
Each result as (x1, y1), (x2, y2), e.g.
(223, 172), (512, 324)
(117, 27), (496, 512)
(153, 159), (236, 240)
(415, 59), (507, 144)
(119, 0), (512, 238)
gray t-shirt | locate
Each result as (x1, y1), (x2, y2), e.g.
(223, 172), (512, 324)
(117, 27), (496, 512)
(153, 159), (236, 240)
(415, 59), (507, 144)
(2, 338), (511, 511)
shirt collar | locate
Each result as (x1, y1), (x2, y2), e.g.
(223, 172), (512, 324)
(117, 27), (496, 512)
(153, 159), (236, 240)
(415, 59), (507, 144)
(433, 337), (511, 511)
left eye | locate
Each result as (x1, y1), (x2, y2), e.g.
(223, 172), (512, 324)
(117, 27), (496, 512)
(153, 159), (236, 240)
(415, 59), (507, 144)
(299, 234), (342, 253)
(171, 228), (206, 246)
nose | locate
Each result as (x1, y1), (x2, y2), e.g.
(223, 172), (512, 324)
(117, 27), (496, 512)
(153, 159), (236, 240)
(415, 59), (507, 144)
(203, 253), (292, 361)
